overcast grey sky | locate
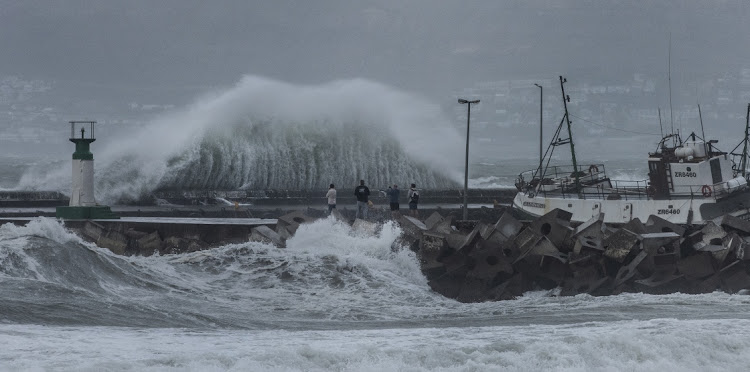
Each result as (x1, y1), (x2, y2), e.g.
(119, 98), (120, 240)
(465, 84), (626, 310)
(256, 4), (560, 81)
(2, 0), (749, 104)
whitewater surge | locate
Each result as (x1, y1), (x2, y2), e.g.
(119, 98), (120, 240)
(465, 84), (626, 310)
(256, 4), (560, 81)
(5, 319), (750, 371)
(0, 217), (454, 327)
(16, 76), (464, 203)
(5, 218), (750, 370)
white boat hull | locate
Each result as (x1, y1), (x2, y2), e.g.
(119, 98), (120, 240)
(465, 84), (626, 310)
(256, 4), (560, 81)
(512, 191), (750, 225)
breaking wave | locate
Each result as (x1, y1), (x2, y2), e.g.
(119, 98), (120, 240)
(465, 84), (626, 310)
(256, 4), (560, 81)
(16, 76), (464, 203)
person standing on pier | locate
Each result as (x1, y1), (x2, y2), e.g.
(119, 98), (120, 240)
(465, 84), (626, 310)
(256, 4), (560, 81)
(408, 183), (419, 218)
(385, 184), (400, 219)
(326, 184), (337, 214)
(354, 180), (371, 219)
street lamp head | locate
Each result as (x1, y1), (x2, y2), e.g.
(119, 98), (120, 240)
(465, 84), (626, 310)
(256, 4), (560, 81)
(458, 98), (468, 104)
(534, 83), (541, 88)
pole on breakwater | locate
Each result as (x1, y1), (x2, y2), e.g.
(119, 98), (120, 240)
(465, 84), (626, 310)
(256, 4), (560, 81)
(458, 98), (480, 220)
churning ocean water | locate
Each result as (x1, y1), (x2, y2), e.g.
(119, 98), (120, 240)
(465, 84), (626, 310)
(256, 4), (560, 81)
(3, 217), (750, 371)
(4, 76), (748, 371)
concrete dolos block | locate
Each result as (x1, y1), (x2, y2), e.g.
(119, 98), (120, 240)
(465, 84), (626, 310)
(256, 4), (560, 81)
(634, 270), (685, 294)
(418, 231), (450, 279)
(250, 225), (285, 248)
(676, 252), (715, 280)
(527, 209), (573, 248)
(424, 212), (445, 230)
(603, 228), (641, 263)
(485, 211), (523, 244)
(277, 210), (316, 235)
(613, 251), (648, 287)
(467, 246), (514, 282)
(646, 215), (686, 237)
(561, 266), (610, 296)
(638, 232), (681, 273)
(573, 213), (605, 240)
(719, 214), (750, 235)
(400, 216), (428, 236)
(719, 261), (750, 293)
(429, 215), (455, 235)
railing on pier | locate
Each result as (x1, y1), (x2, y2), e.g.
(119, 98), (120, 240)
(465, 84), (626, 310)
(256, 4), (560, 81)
(517, 164), (650, 201)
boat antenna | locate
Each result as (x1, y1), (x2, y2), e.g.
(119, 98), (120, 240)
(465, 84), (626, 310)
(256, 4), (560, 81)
(559, 76), (580, 193)
(658, 107), (664, 142)
(698, 104), (707, 155)
(668, 33), (675, 147)
(743, 103), (750, 177)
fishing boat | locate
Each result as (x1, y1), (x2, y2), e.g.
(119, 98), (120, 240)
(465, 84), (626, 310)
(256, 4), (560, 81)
(512, 76), (750, 225)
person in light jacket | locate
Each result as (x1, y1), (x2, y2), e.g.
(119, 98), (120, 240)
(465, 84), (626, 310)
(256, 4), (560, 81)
(326, 184), (337, 214)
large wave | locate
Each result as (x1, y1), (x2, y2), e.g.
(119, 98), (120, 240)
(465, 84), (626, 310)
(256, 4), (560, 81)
(17, 76), (464, 203)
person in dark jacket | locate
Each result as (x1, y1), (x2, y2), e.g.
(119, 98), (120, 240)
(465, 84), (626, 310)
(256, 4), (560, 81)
(354, 179), (371, 219)
(385, 184), (400, 218)
(408, 183), (419, 218)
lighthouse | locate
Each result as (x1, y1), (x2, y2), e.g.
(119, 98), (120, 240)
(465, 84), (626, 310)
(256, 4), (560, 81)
(56, 121), (118, 219)
(69, 121), (96, 206)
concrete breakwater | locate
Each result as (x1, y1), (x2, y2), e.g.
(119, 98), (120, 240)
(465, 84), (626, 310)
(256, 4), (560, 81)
(6, 204), (750, 303)
(409, 210), (750, 301)
(0, 217), (278, 256)
(0, 188), (518, 208)
(151, 188), (518, 206)
(0, 191), (68, 207)
(44, 207), (507, 257)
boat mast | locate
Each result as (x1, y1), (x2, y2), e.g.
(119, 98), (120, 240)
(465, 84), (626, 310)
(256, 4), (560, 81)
(559, 76), (580, 192)
(668, 33), (675, 147)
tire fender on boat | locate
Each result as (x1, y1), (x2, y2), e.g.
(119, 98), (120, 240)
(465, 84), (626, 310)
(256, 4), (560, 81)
(588, 164), (599, 174)
(701, 185), (712, 197)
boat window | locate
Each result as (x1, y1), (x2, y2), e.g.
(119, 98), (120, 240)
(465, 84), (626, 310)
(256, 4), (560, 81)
(710, 158), (722, 184)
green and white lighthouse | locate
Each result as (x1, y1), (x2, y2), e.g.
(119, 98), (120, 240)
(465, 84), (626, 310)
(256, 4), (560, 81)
(56, 121), (118, 219)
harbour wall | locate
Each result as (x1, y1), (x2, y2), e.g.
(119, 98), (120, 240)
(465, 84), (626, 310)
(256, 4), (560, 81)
(0, 188), (518, 208)
(0, 217), (278, 257)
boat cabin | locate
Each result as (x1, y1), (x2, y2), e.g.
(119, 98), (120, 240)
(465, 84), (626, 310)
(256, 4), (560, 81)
(648, 136), (747, 199)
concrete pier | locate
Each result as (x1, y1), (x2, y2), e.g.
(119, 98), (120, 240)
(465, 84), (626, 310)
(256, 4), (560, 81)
(0, 188), (518, 208)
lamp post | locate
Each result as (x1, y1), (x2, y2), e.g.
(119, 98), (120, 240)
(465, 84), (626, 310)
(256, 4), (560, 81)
(534, 84), (543, 177)
(458, 98), (480, 220)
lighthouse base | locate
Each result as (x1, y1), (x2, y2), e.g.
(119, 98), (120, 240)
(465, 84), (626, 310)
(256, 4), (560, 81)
(56, 206), (119, 220)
